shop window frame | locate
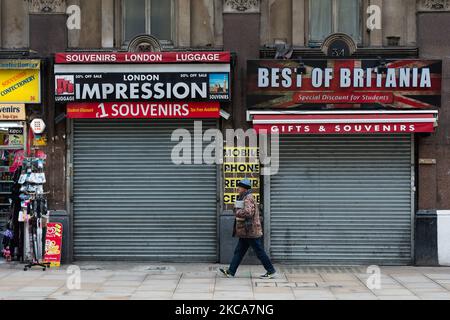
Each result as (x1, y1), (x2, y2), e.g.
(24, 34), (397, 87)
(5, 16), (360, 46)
(307, 0), (364, 48)
(121, 0), (175, 48)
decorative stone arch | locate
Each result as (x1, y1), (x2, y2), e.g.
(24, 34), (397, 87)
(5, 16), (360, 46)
(321, 33), (357, 57)
(127, 34), (162, 52)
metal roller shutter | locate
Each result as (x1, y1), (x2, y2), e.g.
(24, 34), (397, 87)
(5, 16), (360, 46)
(270, 134), (413, 265)
(72, 119), (218, 261)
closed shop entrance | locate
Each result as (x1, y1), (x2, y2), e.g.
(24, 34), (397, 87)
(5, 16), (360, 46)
(71, 119), (218, 261)
(247, 57), (441, 266)
(269, 134), (414, 265)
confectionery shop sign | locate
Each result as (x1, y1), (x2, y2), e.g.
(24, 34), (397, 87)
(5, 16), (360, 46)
(247, 59), (441, 109)
(0, 60), (41, 104)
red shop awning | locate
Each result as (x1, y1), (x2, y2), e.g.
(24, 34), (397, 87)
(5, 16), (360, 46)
(250, 111), (438, 135)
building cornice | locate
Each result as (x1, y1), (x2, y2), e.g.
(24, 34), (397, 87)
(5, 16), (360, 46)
(25, 0), (66, 13)
(417, 0), (450, 12)
(260, 47), (419, 59)
(223, 0), (260, 13)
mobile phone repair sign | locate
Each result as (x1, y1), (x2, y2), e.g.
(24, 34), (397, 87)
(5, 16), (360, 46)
(0, 60), (41, 104)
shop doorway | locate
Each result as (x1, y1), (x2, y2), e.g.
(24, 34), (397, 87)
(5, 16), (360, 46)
(268, 134), (414, 265)
(70, 119), (219, 261)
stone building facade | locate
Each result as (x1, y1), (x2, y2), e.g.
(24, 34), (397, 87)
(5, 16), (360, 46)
(0, 0), (449, 265)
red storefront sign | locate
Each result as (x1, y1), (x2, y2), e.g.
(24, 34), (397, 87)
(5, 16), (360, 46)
(255, 123), (435, 134)
(55, 52), (231, 64)
(247, 59), (442, 110)
(44, 223), (63, 267)
(67, 102), (220, 119)
(251, 112), (438, 135)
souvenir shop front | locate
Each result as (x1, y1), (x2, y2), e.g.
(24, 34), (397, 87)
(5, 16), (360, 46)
(246, 59), (442, 265)
(0, 59), (48, 263)
(54, 52), (231, 261)
(0, 113), (27, 258)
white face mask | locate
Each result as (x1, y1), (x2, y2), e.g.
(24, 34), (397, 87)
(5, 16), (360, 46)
(235, 200), (244, 209)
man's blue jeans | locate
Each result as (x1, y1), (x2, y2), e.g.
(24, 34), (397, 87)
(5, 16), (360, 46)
(228, 237), (276, 276)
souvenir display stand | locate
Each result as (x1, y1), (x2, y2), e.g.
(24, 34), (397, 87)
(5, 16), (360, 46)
(0, 122), (26, 262)
(1, 122), (51, 270)
(19, 157), (50, 271)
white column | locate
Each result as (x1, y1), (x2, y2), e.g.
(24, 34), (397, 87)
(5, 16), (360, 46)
(175, 0), (191, 48)
(369, 0), (383, 46)
(292, 0), (305, 46)
(405, 0), (416, 46)
(101, 0), (114, 48)
(260, 0), (270, 45)
(2, 0), (28, 48)
(67, 0), (80, 48)
(0, 0), (3, 47)
(382, 0), (404, 45)
(438, 211), (450, 266)
(214, 0), (223, 47)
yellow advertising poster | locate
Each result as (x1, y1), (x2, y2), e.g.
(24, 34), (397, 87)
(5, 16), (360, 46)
(33, 134), (48, 147)
(0, 104), (26, 120)
(223, 163), (260, 174)
(224, 146), (259, 158)
(8, 133), (24, 146)
(225, 177), (259, 189)
(224, 193), (260, 205)
(223, 146), (261, 207)
(0, 60), (41, 103)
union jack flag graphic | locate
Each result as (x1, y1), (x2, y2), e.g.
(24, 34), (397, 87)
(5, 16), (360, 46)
(246, 59), (442, 110)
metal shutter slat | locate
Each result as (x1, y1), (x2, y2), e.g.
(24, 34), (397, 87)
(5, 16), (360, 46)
(270, 134), (412, 265)
(73, 119), (217, 261)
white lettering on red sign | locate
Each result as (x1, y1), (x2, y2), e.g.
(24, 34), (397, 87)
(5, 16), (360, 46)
(175, 53), (221, 62)
(55, 52), (231, 64)
(256, 123), (435, 135)
(66, 102), (220, 119)
(257, 67), (432, 89)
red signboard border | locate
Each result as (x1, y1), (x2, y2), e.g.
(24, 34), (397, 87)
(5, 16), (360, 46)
(66, 102), (221, 119)
(254, 122), (435, 134)
(55, 52), (231, 64)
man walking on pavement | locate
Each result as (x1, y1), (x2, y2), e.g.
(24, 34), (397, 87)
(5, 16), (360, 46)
(218, 179), (277, 279)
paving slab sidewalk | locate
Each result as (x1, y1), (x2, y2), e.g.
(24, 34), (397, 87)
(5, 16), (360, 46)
(1, 261), (450, 300)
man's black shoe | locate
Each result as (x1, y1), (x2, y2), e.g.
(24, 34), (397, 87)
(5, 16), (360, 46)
(218, 268), (234, 278)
